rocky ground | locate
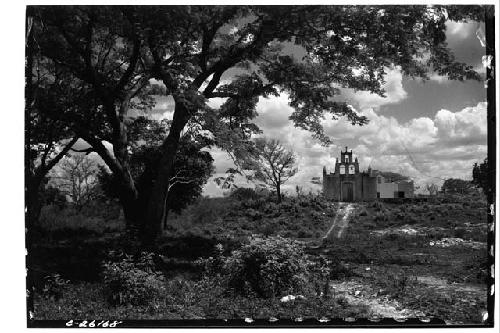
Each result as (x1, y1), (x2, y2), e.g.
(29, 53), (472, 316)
(313, 200), (489, 324)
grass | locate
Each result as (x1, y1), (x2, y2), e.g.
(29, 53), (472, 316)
(165, 194), (335, 240)
(36, 201), (124, 241)
(34, 280), (371, 320)
(32, 192), (489, 324)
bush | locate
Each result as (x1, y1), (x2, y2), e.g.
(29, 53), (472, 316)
(246, 208), (263, 220)
(258, 222), (278, 236)
(372, 201), (385, 212)
(221, 236), (311, 298)
(190, 197), (228, 225)
(373, 211), (389, 222)
(358, 207), (368, 216)
(377, 270), (417, 297)
(102, 252), (166, 306)
(229, 188), (262, 201)
(297, 229), (313, 238)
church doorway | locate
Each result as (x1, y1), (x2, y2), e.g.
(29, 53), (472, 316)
(342, 182), (354, 201)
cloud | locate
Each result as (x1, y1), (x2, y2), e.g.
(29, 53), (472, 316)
(446, 21), (474, 40)
(341, 67), (408, 110)
(203, 95), (487, 197)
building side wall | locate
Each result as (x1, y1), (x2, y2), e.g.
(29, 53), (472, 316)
(378, 182), (398, 198)
(362, 175), (378, 200)
(324, 173), (377, 201)
(397, 182), (415, 198)
(323, 175), (339, 200)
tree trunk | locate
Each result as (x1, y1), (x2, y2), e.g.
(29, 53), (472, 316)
(142, 100), (190, 245)
(276, 184), (281, 203)
(119, 192), (143, 230)
(25, 173), (43, 322)
(26, 175), (44, 229)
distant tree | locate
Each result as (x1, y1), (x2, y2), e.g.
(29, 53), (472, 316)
(472, 158), (491, 196)
(248, 138), (297, 203)
(51, 154), (99, 210)
(441, 178), (474, 195)
(40, 184), (67, 209)
(426, 183), (439, 196)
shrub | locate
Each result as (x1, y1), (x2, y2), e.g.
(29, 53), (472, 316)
(373, 211), (389, 222)
(229, 188), (261, 201)
(246, 208), (263, 220)
(102, 252), (166, 306)
(223, 236), (310, 298)
(258, 222), (278, 236)
(358, 207), (368, 216)
(190, 197), (228, 225)
(377, 270), (417, 297)
(372, 201), (385, 212)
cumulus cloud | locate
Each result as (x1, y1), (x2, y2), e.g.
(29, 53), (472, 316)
(340, 67), (408, 110)
(203, 95), (487, 197)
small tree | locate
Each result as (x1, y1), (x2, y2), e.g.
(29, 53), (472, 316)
(51, 154), (99, 209)
(441, 178), (474, 195)
(426, 183), (439, 196)
(472, 158), (491, 196)
(249, 138), (297, 203)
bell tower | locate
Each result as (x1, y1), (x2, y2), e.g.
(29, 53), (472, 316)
(323, 146), (379, 201)
(338, 146), (359, 175)
(340, 146), (352, 164)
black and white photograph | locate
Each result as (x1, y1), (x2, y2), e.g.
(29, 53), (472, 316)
(14, 1), (498, 328)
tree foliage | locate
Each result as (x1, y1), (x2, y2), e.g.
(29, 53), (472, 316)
(472, 158), (491, 196)
(98, 117), (214, 221)
(441, 178), (474, 195)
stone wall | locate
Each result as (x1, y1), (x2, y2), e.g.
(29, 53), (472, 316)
(323, 172), (377, 201)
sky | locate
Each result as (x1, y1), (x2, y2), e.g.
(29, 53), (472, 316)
(69, 17), (489, 197)
(198, 19), (488, 196)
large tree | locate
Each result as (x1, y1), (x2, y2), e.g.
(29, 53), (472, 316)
(29, 5), (484, 244)
(98, 117), (214, 229)
(25, 9), (83, 226)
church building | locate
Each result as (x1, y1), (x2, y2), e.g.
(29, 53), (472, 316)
(322, 147), (414, 201)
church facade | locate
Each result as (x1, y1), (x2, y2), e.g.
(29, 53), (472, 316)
(323, 147), (414, 201)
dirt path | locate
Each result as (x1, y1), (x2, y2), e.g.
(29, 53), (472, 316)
(323, 203), (355, 241)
